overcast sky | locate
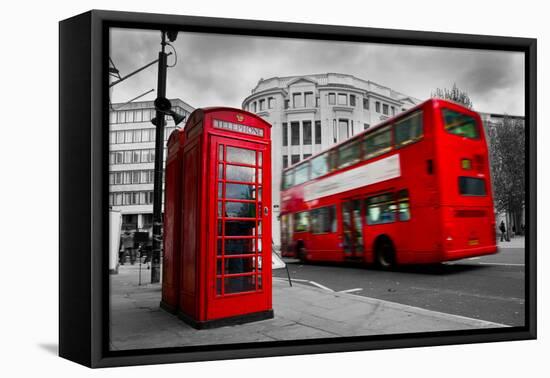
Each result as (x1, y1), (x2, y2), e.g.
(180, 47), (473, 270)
(110, 28), (525, 116)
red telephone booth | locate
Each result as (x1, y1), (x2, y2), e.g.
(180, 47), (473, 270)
(160, 128), (185, 314)
(164, 107), (273, 329)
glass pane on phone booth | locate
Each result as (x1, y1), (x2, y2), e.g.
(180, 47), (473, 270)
(216, 141), (263, 296)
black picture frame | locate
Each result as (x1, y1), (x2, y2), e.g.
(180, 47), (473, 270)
(59, 9), (536, 368)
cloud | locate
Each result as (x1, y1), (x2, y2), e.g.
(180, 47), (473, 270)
(109, 28), (524, 115)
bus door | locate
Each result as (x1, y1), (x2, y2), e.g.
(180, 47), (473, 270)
(341, 199), (364, 260)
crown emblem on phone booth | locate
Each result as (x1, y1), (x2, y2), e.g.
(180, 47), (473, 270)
(236, 114), (245, 122)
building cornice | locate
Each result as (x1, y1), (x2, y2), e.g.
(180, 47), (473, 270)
(284, 107), (318, 115)
(331, 105), (355, 113)
(242, 88), (288, 107)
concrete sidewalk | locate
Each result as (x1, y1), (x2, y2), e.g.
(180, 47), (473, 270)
(498, 236), (525, 249)
(110, 264), (506, 351)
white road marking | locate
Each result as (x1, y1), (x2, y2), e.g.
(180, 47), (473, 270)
(444, 261), (524, 267)
(467, 257), (481, 260)
(282, 277), (335, 292)
(339, 288), (363, 293)
(477, 262), (524, 267)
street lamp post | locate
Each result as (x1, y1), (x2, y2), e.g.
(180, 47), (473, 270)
(150, 31), (169, 284)
(150, 29), (181, 284)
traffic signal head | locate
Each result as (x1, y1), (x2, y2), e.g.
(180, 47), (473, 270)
(154, 97), (172, 113)
(166, 30), (178, 42)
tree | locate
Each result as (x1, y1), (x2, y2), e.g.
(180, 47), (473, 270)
(486, 117), (525, 236)
(432, 83), (473, 109)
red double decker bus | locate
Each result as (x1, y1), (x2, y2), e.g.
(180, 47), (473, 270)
(280, 98), (497, 268)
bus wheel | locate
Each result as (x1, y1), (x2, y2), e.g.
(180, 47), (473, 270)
(375, 238), (395, 269)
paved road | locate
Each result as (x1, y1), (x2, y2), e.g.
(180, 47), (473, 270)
(274, 244), (525, 326)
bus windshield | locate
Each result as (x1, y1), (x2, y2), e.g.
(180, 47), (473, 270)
(443, 109), (479, 139)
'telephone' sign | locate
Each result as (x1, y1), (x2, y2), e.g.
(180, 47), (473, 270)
(303, 154), (401, 202)
(214, 119), (264, 137)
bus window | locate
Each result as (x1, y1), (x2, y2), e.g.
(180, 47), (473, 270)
(443, 109), (479, 139)
(459, 176), (486, 196)
(328, 149), (338, 172)
(310, 206), (337, 234)
(294, 163), (310, 186)
(293, 211), (309, 233)
(310, 153), (329, 179)
(337, 139), (361, 169)
(397, 189), (411, 221)
(395, 112), (423, 147)
(366, 193), (396, 225)
(364, 126), (392, 159)
(282, 168), (294, 189)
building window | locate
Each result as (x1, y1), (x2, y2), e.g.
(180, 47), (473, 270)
(350, 94), (356, 107)
(375, 101), (381, 113)
(252, 102), (257, 112)
(293, 93), (303, 108)
(282, 122), (288, 146)
(328, 93), (336, 105)
(133, 129), (142, 143)
(363, 98), (369, 109)
(109, 132), (116, 144)
(303, 154), (312, 159)
(283, 155), (288, 169)
(304, 92), (314, 107)
(333, 119), (337, 143)
(268, 97), (275, 109)
(315, 97), (320, 107)
(284, 99), (290, 109)
(338, 119), (349, 141)
(303, 121), (312, 145)
(391, 106), (396, 116)
(315, 121), (322, 144)
(364, 123), (370, 130)
(125, 130), (134, 143)
(259, 99), (265, 111)
(124, 151), (132, 164)
(143, 109), (153, 122)
(291, 154), (300, 165)
(338, 93), (347, 106)
(116, 131), (124, 144)
(115, 151), (123, 164)
(132, 150), (140, 163)
(291, 122), (300, 146)
(383, 104), (389, 115)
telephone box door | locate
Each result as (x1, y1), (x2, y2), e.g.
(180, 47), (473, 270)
(207, 136), (271, 320)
